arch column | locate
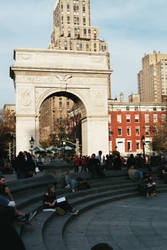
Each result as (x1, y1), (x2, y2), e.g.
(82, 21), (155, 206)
(16, 115), (36, 154)
(82, 116), (109, 156)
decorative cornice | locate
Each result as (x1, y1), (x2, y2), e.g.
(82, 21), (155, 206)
(10, 66), (112, 75)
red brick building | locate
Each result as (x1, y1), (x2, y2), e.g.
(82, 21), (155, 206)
(108, 100), (167, 156)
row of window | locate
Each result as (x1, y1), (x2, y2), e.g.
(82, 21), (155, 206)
(61, 18), (86, 25)
(109, 125), (159, 137)
(114, 114), (166, 124)
(59, 41), (106, 52)
(117, 106), (165, 111)
(109, 141), (141, 151)
(61, 4), (86, 11)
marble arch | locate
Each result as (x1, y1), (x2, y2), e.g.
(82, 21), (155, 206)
(10, 48), (111, 156)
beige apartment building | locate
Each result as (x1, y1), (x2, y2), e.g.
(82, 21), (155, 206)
(138, 50), (167, 103)
(49, 0), (108, 52)
(39, 96), (75, 143)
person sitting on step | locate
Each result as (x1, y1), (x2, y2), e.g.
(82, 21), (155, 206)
(144, 175), (157, 198)
(128, 165), (143, 181)
(64, 171), (78, 192)
(43, 184), (79, 215)
(0, 176), (36, 222)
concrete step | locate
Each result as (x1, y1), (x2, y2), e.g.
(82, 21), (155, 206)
(21, 185), (139, 250)
(43, 191), (140, 250)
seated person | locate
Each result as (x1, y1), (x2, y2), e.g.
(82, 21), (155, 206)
(0, 194), (35, 223)
(128, 165), (143, 181)
(43, 184), (79, 215)
(65, 171), (90, 192)
(0, 176), (35, 222)
(128, 165), (136, 180)
(91, 243), (113, 250)
(144, 175), (157, 198)
(76, 176), (90, 191)
(65, 171), (78, 192)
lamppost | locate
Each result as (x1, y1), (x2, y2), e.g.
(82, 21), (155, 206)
(29, 136), (35, 150)
(141, 135), (145, 161)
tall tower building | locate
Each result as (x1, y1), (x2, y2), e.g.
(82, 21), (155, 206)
(138, 51), (167, 103)
(49, 0), (108, 52)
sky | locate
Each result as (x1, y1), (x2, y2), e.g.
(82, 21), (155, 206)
(1, 0), (167, 109)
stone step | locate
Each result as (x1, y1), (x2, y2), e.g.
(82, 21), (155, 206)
(20, 185), (138, 249)
(43, 191), (140, 250)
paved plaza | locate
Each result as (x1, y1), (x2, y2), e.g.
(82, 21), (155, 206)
(62, 194), (167, 250)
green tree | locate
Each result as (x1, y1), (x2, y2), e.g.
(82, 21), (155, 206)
(49, 118), (72, 147)
(0, 110), (14, 158)
(152, 124), (167, 153)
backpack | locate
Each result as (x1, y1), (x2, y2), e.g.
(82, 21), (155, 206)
(56, 207), (66, 216)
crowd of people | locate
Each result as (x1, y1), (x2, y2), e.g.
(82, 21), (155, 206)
(0, 151), (37, 179)
(126, 153), (159, 198)
(72, 151), (151, 176)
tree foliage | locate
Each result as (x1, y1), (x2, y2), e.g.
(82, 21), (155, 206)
(152, 124), (167, 153)
(49, 118), (72, 147)
(40, 118), (73, 148)
(0, 109), (16, 158)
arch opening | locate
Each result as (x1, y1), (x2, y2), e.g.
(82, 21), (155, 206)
(38, 91), (87, 157)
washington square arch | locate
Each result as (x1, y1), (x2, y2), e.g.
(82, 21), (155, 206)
(10, 0), (112, 156)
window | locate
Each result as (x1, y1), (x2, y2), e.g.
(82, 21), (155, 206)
(117, 114), (122, 123)
(162, 114), (166, 123)
(127, 127), (131, 136)
(145, 126), (150, 136)
(135, 115), (139, 122)
(135, 127), (140, 136)
(153, 114), (158, 123)
(126, 115), (131, 123)
(153, 107), (157, 111)
(153, 126), (158, 135)
(127, 141), (132, 151)
(109, 128), (112, 136)
(118, 127), (122, 136)
(145, 114), (149, 123)
(135, 106), (139, 111)
(126, 106), (130, 111)
(136, 141), (140, 150)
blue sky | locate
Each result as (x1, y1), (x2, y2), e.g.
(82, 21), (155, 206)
(1, 0), (167, 109)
